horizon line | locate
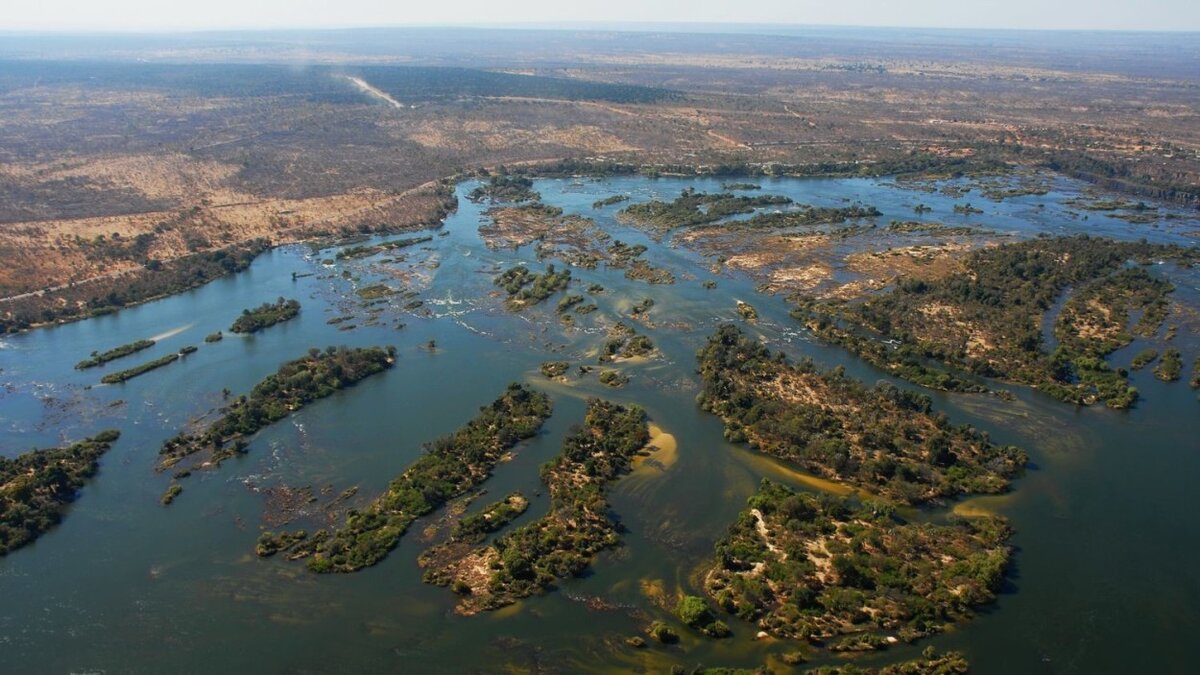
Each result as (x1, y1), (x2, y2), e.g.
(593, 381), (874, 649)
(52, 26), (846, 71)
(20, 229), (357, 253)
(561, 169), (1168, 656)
(2, 20), (1199, 37)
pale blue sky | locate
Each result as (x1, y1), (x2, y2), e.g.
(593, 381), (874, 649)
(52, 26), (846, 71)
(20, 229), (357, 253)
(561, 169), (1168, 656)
(3, 0), (1198, 32)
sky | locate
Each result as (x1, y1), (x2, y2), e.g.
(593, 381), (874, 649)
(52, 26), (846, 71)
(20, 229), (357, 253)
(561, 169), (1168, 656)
(2, 0), (1198, 33)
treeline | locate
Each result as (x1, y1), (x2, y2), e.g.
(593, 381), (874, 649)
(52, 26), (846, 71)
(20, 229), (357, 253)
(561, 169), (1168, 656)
(706, 480), (1011, 650)
(75, 339), (155, 369)
(797, 236), (1197, 408)
(0, 240), (268, 335)
(100, 353), (179, 384)
(0, 61), (676, 106)
(425, 399), (649, 613)
(526, 154), (1012, 181)
(230, 298), (301, 334)
(159, 346), (396, 472)
(1045, 150), (1200, 207)
(259, 384), (552, 572)
(0, 430), (121, 555)
(697, 325), (1026, 504)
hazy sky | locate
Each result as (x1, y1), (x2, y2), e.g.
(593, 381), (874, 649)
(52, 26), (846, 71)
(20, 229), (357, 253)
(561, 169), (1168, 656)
(3, 0), (1198, 32)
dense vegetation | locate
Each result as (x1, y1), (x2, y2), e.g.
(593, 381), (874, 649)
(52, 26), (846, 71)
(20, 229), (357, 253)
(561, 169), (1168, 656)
(159, 346), (396, 470)
(697, 325), (1026, 504)
(425, 399), (649, 613)
(532, 155), (1011, 184)
(416, 493), (532, 586)
(599, 239), (676, 284)
(737, 205), (883, 229)
(619, 189), (792, 233)
(229, 297), (302, 333)
(494, 264), (573, 309)
(468, 175), (540, 203)
(75, 339), (156, 369)
(1130, 348), (1159, 370)
(599, 323), (656, 362)
(593, 195), (630, 209)
(1154, 348), (1183, 382)
(0, 60), (674, 106)
(599, 370), (629, 387)
(796, 236), (1197, 408)
(259, 384), (552, 572)
(677, 595), (732, 638)
(706, 480), (1012, 648)
(99, 352), (180, 384)
(450, 493), (530, 544)
(0, 430), (121, 555)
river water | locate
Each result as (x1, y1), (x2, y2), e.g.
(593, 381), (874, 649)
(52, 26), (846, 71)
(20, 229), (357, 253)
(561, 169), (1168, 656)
(0, 175), (1197, 673)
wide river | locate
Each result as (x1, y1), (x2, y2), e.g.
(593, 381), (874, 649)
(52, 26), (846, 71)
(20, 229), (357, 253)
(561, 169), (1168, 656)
(1, 175), (1197, 673)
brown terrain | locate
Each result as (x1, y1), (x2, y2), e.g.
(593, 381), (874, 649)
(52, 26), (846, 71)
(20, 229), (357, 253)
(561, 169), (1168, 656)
(0, 27), (1196, 330)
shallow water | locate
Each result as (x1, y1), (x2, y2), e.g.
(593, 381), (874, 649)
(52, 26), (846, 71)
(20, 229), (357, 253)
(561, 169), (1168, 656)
(0, 174), (1197, 673)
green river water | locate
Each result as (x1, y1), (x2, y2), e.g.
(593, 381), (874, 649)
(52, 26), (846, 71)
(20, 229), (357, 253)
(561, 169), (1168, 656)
(1, 175), (1197, 673)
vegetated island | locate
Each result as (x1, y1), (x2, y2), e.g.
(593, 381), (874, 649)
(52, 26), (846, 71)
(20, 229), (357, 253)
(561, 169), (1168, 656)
(1154, 348), (1183, 382)
(424, 398), (649, 614)
(697, 325), (1026, 505)
(100, 352), (180, 384)
(75, 339), (155, 369)
(158, 346), (396, 482)
(593, 194), (630, 209)
(258, 383), (552, 572)
(795, 235), (1198, 408)
(494, 264), (572, 310)
(229, 297), (301, 333)
(1129, 348), (1158, 370)
(468, 174), (540, 204)
(705, 480), (1011, 652)
(417, 492), (530, 582)
(540, 361), (570, 379)
(334, 234), (433, 260)
(599, 321), (656, 362)
(618, 189), (793, 234)
(1, 430), (121, 555)
(618, 188), (882, 236)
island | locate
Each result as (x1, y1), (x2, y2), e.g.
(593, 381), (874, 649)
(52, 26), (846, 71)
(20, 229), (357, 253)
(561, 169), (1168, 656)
(795, 236), (1198, 407)
(258, 383), (552, 572)
(468, 174), (540, 203)
(1, 430), (121, 555)
(158, 346), (396, 473)
(619, 189), (793, 234)
(697, 325), (1027, 504)
(229, 297), (302, 333)
(75, 339), (156, 369)
(705, 480), (1011, 650)
(100, 352), (180, 384)
(494, 264), (573, 309)
(423, 398), (649, 614)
